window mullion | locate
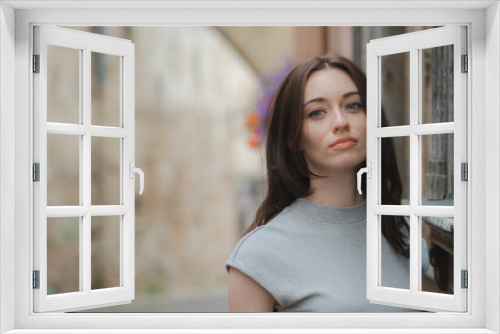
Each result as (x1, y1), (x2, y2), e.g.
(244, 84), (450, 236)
(365, 43), (379, 295)
(376, 54), (382, 287)
(409, 47), (420, 294)
(82, 47), (92, 294)
(90, 206), (130, 216)
(122, 50), (134, 293)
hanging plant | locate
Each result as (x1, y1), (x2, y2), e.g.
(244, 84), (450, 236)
(246, 55), (293, 148)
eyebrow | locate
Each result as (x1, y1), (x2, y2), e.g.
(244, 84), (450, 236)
(303, 91), (360, 108)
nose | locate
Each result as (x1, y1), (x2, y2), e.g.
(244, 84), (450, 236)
(332, 110), (350, 133)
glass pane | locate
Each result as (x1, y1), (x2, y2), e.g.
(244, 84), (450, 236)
(47, 134), (80, 206)
(381, 52), (410, 127)
(381, 136), (410, 205)
(92, 52), (121, 127)
(91, 216), (121, 289)
(421, 134), (454, 206)
(91, 137), (120, 205)
(380, 215), (410, 290)
(47, 217), (80, 294)
(421, 216), (454, 295)
(47, 45), (80, 124)
(421, 45), (454, 124)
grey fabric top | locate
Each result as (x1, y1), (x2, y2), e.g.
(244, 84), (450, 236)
(226, 198), (430, 312)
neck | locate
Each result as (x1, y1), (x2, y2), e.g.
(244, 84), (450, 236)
(304, 167), (365, 207)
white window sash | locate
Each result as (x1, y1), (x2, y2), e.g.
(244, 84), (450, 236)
(366, 25), (468, 312)
(33, 25), (136, 313)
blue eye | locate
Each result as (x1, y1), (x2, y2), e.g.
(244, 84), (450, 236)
(309, 110), (324, 118)
(346, 103), (361, 111)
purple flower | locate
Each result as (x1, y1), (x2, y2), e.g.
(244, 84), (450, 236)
(254, 54), (293, 140)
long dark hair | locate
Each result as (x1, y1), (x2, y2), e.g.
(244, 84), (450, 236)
(244, 55), (410, 258)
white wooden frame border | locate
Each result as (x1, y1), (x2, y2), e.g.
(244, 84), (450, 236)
(0, 1), (496, 333)
(12, 5), (487, 332)
(0, 2), (17, 334)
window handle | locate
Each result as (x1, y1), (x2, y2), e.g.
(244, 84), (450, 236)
(129, 162), (145, 195)
(357, 162), (371, 195)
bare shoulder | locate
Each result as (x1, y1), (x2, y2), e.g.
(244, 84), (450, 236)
(227, 267), (275, 312)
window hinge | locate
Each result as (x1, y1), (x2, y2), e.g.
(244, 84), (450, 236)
(33, 163), (40, 182)
(461, 54), (468, 73)
(33, 54), (40, 73)
(461, 162), (468, 181)
(33, 270), (40, 289)
(461, 270), (468, 289)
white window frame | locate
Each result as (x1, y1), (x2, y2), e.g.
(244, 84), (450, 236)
(0, 1), (498, 333)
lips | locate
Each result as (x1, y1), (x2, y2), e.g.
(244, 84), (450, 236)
(330, 136), (358, 149)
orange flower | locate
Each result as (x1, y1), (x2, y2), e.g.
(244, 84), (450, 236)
(248, 133), (259, 148)
(245, 113), (259, 128)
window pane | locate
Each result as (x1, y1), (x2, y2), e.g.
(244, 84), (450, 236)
(91, 216), (121, 289)
(421, 216), (454, 295)
(421, 45), (454, 124)
(381, 52), (410, 127)
(47, 45), (80, 124)
(421, 134), (454, 206)
(92, 52), (121, 127)
(380, 215), (410, 290)
(91, 137), (121, 205)
(47, 217), (80, 294)
(381, 136), (410, 205)
(47, 134), (80, 206)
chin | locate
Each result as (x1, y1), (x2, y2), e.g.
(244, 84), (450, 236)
(332, 158), (366, 170)
(307, 156), (366, 174)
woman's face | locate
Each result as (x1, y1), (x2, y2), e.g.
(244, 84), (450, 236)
(301, 68), (367, 176)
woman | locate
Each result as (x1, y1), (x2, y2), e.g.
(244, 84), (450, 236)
(226, 55), (429, 312)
